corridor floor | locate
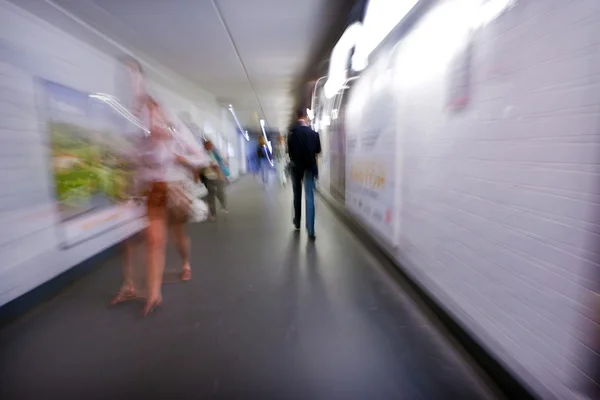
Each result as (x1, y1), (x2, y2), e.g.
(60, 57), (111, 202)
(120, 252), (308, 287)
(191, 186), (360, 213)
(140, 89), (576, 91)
(0, 177), (498, 400)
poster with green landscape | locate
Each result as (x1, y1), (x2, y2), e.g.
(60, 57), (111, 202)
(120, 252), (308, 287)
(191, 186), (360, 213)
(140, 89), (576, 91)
(41, 80), (138, 221)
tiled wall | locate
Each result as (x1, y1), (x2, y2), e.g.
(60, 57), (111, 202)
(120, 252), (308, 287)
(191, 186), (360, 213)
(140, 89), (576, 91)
(0, 0), (227, 306)
(383, 0), (600, 398)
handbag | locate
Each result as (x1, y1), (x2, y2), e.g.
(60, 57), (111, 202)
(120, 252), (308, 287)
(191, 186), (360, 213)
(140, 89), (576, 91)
(167, 178), (209, 223)
(168, 133), (210, 223)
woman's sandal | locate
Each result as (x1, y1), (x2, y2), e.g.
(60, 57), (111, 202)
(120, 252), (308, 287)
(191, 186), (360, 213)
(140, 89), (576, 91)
(180, 268), (192, 282)
(108, 288), (138, 307)
(142, 298), (163, 317)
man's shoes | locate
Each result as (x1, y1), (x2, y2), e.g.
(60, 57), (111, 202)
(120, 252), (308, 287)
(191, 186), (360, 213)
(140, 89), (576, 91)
(293, 219), (300, 231)
(308, 234), (316, 241)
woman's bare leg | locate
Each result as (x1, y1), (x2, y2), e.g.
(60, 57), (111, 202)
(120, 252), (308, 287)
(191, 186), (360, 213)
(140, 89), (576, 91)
(216, 180), (227, 212)
(172, 221), (192, 281)
(144, 216), (167, 314)
(109, 238), (138, 306)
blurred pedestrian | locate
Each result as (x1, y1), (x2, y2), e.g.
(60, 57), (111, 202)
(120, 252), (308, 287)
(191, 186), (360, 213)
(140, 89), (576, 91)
(274, 136), (288, 186)
(257, 136), (271, 186)
(200, 139), (228, 221)
(110, 58), (209, 316)
(288, 108), (321, 240)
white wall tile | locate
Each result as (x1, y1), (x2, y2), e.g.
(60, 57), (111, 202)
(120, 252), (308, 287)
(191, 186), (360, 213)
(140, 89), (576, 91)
(369, 0), (600, 398)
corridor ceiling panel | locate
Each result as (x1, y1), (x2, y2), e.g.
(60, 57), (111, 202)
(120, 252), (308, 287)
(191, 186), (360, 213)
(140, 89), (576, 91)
(14, 0), (341, 131)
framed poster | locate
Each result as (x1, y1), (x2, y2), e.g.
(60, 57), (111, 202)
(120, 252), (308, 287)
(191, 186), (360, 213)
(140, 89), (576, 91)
(344, 51), (397, 246)
(39, 79), (145, 247)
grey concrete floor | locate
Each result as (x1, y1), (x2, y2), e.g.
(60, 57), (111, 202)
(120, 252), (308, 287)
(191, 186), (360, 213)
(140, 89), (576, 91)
(0, 177), (497, 400)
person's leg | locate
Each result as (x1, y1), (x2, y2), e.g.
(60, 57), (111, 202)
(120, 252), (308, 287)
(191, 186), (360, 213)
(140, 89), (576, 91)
(304, 171), (316, 239)
(109, 236), (138, 306)
(278, 163), (287, 186)
(261, 159), (269, 185)
(205, 178), (217, 220)
(144, 183), (168, 316)
(291, 168), (303, 230)
(216, 180), (227, 212)
(145, 216), (167, 314)
(171, 220), (192, 281)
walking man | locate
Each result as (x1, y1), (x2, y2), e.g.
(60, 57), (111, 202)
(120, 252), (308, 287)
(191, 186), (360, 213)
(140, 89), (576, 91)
(287, 108), (321, 240)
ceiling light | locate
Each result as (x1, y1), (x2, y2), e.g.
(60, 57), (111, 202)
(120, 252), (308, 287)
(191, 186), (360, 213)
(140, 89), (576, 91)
(325, 21), (363, 98)
(89, 93), (149, 134)
(352, 0), (419, 72)
(226, 104), (247, 141)
(475, 0), (515, 28)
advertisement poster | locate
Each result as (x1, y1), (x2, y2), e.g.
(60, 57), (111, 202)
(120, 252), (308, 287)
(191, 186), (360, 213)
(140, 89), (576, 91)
(344, 57), (397, 246)
(40, 80), (145, 247)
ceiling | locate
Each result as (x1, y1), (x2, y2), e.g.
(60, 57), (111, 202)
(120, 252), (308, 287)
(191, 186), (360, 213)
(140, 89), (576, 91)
(12, 0), (352, 132)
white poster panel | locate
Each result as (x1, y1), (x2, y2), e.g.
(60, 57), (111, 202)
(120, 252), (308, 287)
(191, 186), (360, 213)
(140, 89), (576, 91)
(39, 79), (145, 248)
(345, 52), (398, 245)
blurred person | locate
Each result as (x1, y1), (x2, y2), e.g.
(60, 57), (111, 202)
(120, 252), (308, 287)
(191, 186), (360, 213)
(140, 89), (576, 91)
(201, 139), (228, 221)
(288, 108), (321, 240)
(141, 99), (207, 315)
(113, 58), (208, 316)
(257, 136), (271, 186)
(274, 136), (288, 186)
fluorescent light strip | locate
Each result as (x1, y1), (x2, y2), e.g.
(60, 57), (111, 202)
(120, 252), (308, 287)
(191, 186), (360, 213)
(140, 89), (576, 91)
(353, 0), (419, 72)
(476, 0), (515, 28)
(259, 119), (274, 166)
(227, 105), (249, 141)
(88, 94), (149, 134)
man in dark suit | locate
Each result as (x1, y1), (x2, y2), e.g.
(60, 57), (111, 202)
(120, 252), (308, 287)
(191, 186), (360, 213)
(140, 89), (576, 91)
(287, 108), (321, 240)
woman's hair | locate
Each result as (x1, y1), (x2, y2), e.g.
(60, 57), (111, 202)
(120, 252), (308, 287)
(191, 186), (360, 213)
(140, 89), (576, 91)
(119, 55), (144, 75)
(259, 136), (267, 146)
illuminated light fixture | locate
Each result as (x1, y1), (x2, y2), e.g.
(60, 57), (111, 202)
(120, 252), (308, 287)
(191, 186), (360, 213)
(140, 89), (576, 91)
(227, 104), (248, 141)
(89, 93), (149, 134)
(259, 119), (274, 165)
(332, 109), (339, 120)
(474, 0), (516, 28)
(324, 21), (363, 98)
(352, 0), (419, 72)
(310, 76), (328, 115)
(321, 115), (331, 127)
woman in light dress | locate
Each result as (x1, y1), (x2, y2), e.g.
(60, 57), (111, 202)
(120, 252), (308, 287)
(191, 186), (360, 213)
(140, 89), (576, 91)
(109, 58), (209, 316)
